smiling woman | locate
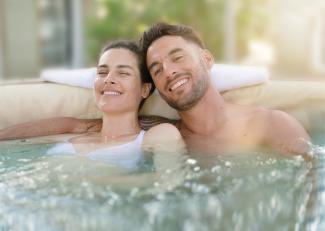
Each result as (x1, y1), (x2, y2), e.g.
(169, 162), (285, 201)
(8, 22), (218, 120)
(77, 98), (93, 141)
(47, 40), (185, 176)
(0, 40), (186, 183)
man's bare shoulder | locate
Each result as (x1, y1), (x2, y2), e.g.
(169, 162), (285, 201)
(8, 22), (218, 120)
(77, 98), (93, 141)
(252, 108), (310, 154)
(260, 109), (309, 138)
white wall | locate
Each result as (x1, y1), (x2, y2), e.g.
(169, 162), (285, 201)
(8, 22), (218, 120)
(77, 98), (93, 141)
(311, 9), (325, 73)
(0, 0), (4, 79)
(270, 0), (325, 73)
(3, 0), (40, 78)
(224, 0), (236, 63)
(71, 0), (84, 68)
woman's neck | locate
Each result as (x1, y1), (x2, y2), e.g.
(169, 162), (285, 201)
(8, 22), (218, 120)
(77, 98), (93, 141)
(100, 112), (141, 142)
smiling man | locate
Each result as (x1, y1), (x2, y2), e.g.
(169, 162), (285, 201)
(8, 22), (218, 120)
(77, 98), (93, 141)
(140, 23), (310, 155)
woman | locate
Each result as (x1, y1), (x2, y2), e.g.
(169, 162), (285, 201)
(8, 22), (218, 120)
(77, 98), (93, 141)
(0, 40), (186, 187)
(60, 41), (183, 166)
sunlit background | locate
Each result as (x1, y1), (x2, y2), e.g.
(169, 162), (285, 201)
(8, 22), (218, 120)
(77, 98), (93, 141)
(0, 0), (324, 80)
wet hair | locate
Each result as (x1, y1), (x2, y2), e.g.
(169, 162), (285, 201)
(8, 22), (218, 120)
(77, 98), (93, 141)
(140, 22), (205, 62)
(100, 40), (154, 109)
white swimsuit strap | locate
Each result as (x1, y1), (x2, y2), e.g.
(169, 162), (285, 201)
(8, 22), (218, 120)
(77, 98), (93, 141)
(47, 130), (146, 155)
(134, 130), (145, 146)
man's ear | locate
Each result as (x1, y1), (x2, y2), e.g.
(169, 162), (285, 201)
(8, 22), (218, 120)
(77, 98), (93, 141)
(141, 83), (152, 99)
(201, 49), (215, 69)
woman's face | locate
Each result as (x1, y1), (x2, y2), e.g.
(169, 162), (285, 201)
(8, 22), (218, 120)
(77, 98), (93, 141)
(94, 48), (150, 114)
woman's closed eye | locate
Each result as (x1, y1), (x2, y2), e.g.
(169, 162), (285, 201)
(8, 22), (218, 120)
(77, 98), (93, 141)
(97, 71), (108, 78)
(118, 71), (131, 76)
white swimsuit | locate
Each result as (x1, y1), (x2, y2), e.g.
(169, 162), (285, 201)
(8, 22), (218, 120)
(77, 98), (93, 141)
(47, 130), (146, 170)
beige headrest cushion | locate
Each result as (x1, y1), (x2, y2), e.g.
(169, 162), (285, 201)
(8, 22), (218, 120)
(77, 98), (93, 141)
(1, 81), (324, 132)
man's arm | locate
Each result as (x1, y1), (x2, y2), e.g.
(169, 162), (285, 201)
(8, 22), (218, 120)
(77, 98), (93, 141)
(142, 123), (187, 189)
(139, 115), (178, 130)
(0, 117), (102, 140)
(262, 110), (311, 155)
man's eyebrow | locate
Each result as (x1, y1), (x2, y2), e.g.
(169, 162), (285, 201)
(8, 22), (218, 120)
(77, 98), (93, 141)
(168, 48), (183, 56)
(148, 48), (184, 72)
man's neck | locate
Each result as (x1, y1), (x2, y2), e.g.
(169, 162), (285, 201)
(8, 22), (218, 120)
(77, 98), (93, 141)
(178, 86), (228, 136)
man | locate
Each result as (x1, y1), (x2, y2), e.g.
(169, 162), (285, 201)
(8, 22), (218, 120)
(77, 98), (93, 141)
(139, 23), (310, 155)
(0, 23), (310, 155)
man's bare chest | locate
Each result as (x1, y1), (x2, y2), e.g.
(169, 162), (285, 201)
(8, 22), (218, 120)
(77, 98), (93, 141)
(182, 126), (260, 155)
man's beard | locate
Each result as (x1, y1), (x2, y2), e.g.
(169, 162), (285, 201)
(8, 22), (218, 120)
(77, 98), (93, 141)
(160, 66), (210, 111)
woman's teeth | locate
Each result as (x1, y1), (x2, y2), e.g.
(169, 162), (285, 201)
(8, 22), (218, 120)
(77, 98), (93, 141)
(103, 91), (121, 95)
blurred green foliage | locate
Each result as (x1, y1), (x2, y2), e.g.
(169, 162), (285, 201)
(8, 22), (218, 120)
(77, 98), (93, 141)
(86, 0), (270, 64)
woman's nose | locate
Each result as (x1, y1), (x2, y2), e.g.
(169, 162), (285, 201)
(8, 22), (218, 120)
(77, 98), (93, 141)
(104, 73), (116, 84)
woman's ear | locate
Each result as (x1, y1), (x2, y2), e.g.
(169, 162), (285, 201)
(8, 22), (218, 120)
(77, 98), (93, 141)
(141, 83), (152, 99)
(201, 49), (215, 69)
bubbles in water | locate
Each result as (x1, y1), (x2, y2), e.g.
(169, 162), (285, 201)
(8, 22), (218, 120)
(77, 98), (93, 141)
(0, 140), (323, 230)
(186, 158), (197, 165)
(129, 187), (139, 198)
(144, 201), (162, 225)
(210, 165), (221, 173)
(224, 161), (232, 167)
(193, 166), (200, 172)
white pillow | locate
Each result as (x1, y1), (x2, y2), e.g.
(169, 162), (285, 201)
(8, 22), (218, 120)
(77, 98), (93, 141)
(41, 64), (269, 92)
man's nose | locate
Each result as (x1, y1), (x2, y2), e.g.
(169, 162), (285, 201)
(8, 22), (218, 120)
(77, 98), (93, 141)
(162, 60), (177, 79)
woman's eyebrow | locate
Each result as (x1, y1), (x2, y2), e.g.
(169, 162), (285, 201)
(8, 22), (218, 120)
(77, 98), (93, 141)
(97, 64), (108, 68)
(116, 64), (134, 71)
(97, 64), (134, 71)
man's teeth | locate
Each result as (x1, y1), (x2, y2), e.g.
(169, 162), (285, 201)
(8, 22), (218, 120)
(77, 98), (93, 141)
(103, 91), (121, 95)
(170, 79), (188, 91)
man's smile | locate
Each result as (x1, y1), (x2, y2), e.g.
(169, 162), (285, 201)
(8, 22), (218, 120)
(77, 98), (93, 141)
(169, 78), (189, 91)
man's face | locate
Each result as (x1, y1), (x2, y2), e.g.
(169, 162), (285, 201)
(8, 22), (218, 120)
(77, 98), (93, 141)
(146, 36), (212, 111)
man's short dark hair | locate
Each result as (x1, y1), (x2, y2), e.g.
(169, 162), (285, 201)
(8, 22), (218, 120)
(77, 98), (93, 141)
(140, 22), (205, 59)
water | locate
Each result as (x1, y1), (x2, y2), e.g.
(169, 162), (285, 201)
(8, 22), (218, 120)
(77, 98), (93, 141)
(0, 136), (324, 231)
